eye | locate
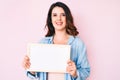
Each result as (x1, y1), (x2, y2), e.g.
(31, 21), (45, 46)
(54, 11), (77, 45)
(52, 13), (57, 17)
(61, 13), (66, 16)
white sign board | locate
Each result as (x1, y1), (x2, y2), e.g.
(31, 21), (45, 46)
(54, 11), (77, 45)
(27, 43), (71, 73)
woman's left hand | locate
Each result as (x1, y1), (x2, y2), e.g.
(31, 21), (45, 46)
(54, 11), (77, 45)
(66, 60), (78, 78)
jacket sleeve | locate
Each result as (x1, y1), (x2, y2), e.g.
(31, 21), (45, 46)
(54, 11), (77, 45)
(26, 71), (39, 79)
(75, 42), (90, 80)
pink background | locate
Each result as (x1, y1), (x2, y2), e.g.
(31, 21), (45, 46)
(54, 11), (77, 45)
(0, 0), (120, 80)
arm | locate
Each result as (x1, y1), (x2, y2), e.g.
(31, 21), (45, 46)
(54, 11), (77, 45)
(22, 55), (38, 79)
(66, 48), (90, 80)
(66, 38), (90, 80)
(76, 43), (90, 80)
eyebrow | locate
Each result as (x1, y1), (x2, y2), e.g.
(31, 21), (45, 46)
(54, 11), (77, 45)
(52, 13), (65, 14)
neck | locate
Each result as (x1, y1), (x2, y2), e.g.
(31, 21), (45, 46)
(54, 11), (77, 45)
(53, 31), (70, 44)
(54, 31), (68, 39)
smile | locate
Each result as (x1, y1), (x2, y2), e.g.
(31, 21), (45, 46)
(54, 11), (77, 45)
(56, 22), (63, 25)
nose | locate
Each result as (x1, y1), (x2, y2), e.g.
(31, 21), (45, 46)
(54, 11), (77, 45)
(57, 15), (61, 20)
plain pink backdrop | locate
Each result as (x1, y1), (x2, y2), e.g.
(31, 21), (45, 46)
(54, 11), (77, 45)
(0, 0), (120, 80)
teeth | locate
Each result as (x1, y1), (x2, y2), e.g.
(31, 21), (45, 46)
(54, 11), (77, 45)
(56, 22), (62, 25)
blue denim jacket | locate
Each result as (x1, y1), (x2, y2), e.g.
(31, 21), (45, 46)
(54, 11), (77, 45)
(26, 36), (90, 80)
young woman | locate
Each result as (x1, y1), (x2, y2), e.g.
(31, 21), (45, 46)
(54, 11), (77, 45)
(23, 2), (90, 80)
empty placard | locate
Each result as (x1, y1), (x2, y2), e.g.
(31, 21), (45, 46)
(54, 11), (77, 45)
(27, 43), (71, 73)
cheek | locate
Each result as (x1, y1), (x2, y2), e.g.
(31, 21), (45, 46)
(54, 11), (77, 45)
(63, 18), (66, 23)
(51, 18), (55, 24)
(63, 19), (66, 25)
(51, 18), (55, 22)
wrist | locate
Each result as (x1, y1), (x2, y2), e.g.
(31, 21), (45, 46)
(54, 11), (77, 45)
(73, 74), (78, 78)
(31, 72), (35, 74)
(29, 71), (35, 76)
(72, 71), (78, 78)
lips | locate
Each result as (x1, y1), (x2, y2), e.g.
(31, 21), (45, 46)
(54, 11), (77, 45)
(56, 22), (63, 25)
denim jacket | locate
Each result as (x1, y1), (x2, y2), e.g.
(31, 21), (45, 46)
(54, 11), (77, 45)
(26, 36), (90, 80)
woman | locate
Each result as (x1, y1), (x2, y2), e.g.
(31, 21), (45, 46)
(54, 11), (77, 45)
(23, 2), (90, 80)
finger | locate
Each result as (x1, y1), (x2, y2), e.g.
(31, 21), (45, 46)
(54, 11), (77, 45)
(66, 65), (74, 71)
(67, 59), (73, 64)
(68, 65), (76, 72)
(25, 55), (30, 60)
(68, 62), (75, 67)
(26, 65), (30, 69)
(67, 59), (71, 63)
(66, 66), (71, 73)
(67, 60), (75, 64)
(23, 60), (31, 69)
(25, 63), (31, 69)
(67, 60), (73, 66)
(68, 63), (72, 66)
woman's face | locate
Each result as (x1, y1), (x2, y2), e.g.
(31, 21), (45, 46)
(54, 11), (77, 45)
(51, 6), (66, 31)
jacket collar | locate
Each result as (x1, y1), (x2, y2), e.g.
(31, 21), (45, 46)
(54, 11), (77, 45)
(45, 36), (75, 45)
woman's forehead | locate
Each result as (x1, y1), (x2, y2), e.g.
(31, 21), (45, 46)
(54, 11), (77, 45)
(52, 6), (65, 13)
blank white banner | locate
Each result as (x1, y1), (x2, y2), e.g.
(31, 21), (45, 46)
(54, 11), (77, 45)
(27, 43), (71, 73)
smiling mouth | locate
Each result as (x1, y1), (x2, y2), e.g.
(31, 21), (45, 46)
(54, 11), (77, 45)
(56, 22), (63, 25)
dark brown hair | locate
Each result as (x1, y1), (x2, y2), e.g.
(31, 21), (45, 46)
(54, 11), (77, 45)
(45, 2), (79, 37)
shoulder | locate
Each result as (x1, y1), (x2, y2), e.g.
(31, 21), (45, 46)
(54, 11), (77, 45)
(73, 36), (85, 44)
(71, 36), (86, 48)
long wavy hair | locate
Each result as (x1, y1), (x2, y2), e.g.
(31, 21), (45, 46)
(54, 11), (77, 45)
(45, 2), (79, 37)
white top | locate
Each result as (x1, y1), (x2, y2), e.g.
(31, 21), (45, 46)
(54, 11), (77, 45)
(48, 73), (64, 80)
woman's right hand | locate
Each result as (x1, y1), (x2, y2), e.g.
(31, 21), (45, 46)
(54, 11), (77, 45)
(22, 55), (31, 69)
(22, 55), (35, 75)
